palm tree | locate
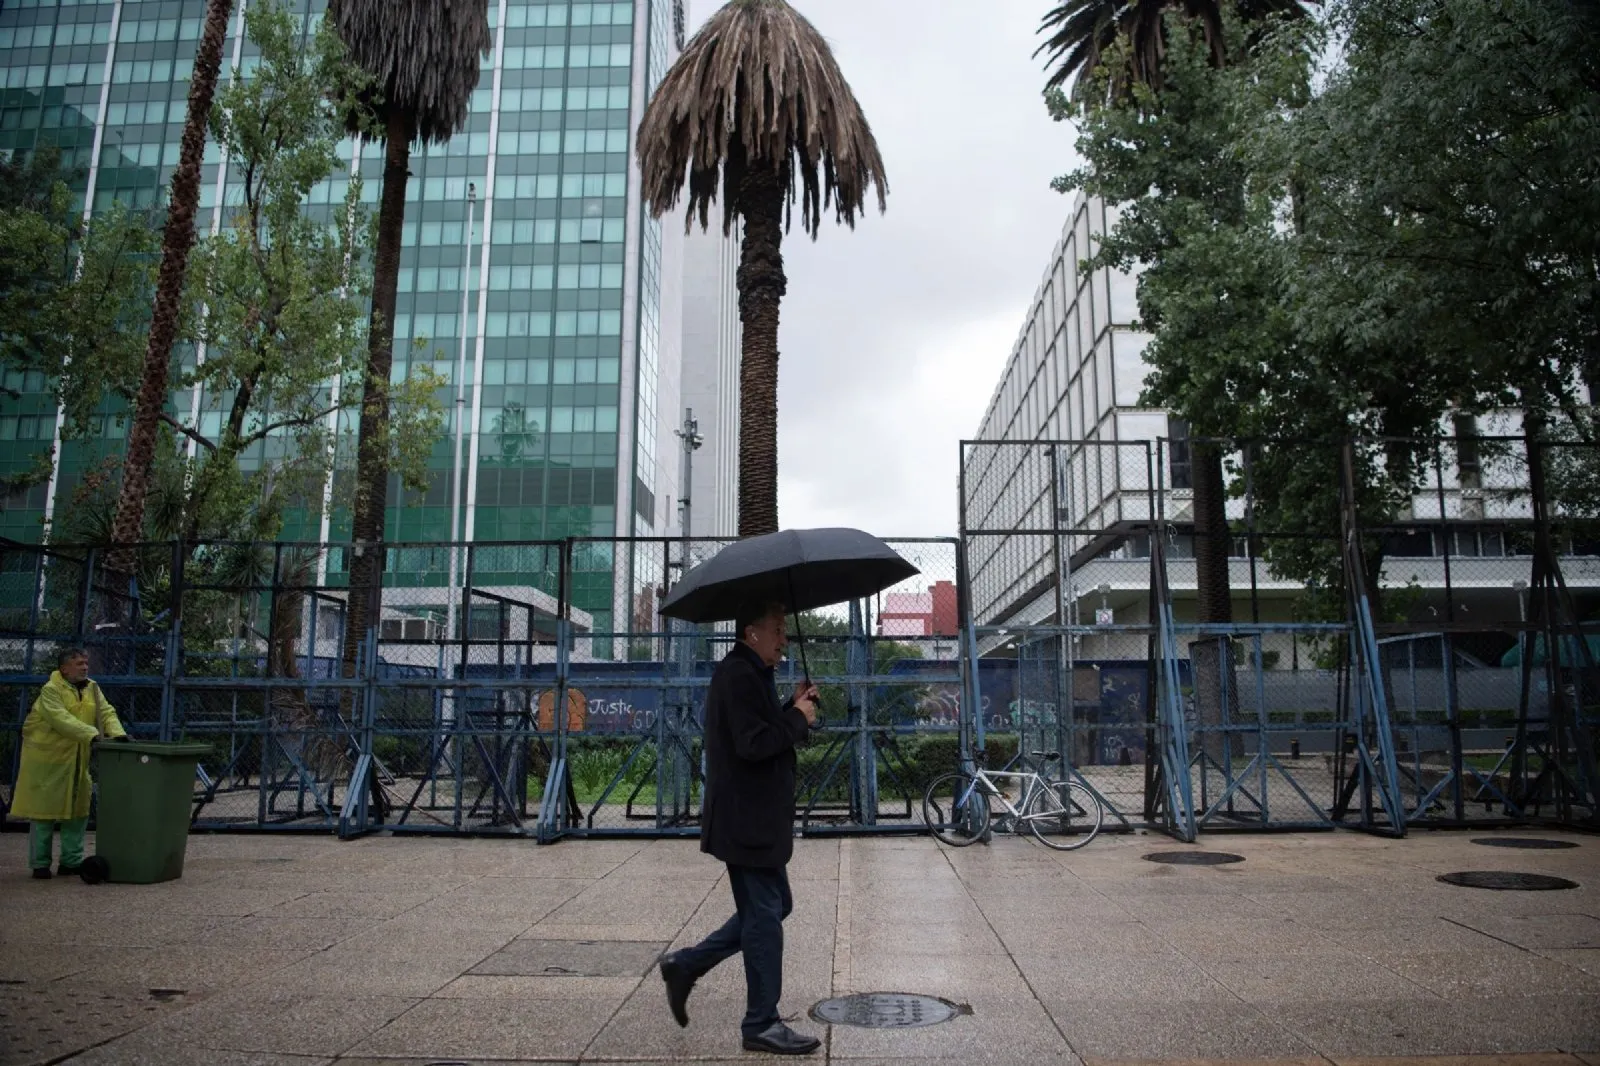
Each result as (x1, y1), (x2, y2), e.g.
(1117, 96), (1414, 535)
(637, 0), (887, 537)
(1037, 0), (1312, 627)
(325, 0), (490, 674)
(1037, 0), (1312, 98)
(106, 0), (235, 580)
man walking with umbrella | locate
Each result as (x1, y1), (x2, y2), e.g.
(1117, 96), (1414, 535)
(655, 528), (919, 1054)
(659, 599), (822, 1055)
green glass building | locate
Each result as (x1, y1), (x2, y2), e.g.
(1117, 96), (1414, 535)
(0, 0), (732, 643)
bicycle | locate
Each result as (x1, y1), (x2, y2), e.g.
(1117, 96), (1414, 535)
(922, 750), (1104, 851)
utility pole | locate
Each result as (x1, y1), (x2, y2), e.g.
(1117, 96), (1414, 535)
(675, 408), (703, 557)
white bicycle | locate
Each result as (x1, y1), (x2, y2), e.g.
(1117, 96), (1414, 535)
(922, 750), (1104, 851)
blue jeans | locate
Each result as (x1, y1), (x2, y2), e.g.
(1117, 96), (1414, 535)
(674, 864), (793, 1037)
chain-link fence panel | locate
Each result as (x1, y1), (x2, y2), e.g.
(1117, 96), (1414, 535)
(1173, 625), (1356, 830)
(785, 540), (964, 834)
(546, 538), (715, 837)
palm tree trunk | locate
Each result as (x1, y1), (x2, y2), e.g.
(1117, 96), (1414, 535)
(1192, 443), (1232, 624)
(342, 107), (413, 679)
(735, 166), (787, 538)
(105, 0), (234, 579)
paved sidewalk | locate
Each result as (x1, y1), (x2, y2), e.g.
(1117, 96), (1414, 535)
(1, 826), (1596, 1064)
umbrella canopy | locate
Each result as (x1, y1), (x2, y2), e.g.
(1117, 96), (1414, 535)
(660, 528), (919, 623)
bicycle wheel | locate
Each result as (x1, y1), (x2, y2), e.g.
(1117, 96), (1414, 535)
(923, 773), (990, 846)
(1022, 779), (1103, 850)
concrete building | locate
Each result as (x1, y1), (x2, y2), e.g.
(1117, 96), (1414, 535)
(878, 581), (958, 639)
(967, 192), (1598, 660)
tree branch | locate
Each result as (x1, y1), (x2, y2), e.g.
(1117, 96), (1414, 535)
(160, 412), (218, 453)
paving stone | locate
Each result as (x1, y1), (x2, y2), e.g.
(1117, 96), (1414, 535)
(1542, 948), (1600, 978)
(1082, 1057), (1324, 1066)
(1371, 950), (1600, 998)
(337, 1060), (565, 1066)
(7, 816), (1600, 1063)
(118, 990), (416, 1058)
(62, 1043), (331, 1066)
(1330, 1055), (1584, 1066)
(1456, 914), (1600, 951)
(0, 982), (188, 1065)
(1200, 950), (1438, 1001)
(1043, 996), (1318, 1059)
(1272, 998), (1583, 1057)
(434, 973), (643, 1000)
(1016, 950), (1229, 1001)
(470, 938), (667, 977)
(343, 996), (611, 1060)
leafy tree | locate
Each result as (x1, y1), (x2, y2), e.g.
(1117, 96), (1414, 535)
(0, 151), (157, 500)
(176, 3), (442, 546)
(637, 0), (888, 536)
(49, 4), (446, 667)
(1052, 15), (1323, 620)
(53, 3), (443, 554)
(790, 610), (925, 724)
(1055, 0), (1600, 615)
(1041, 0), (1313, 625)
(1285, 0), (1600, 532)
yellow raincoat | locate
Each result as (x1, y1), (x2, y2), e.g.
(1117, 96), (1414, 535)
(11, 671), (125, 821)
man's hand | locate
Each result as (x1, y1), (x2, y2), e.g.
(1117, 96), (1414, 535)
(792, 683), (820, 727)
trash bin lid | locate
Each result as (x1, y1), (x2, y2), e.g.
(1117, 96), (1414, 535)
(101, 741), (213, 758)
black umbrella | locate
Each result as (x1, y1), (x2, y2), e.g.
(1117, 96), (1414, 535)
(659, 528), (920, 678)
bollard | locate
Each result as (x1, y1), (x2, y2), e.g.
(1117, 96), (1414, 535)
(1290, 737), (1301, 760)
(1343, 733), (1356, 755)
(1119, 746), (1132, 767)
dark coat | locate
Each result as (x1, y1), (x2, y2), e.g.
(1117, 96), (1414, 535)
(700, 641), (810, 868)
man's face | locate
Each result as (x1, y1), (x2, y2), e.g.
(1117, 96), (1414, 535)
(742, 609), (788, 668)
(60, 655), (89, 684)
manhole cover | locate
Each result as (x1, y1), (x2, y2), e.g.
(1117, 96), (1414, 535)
(810, 992), (966, 1029)
(1471, 837), (1579, 850)
(1438, 871), (1579, 891)
(1143, 851), (1244, 866)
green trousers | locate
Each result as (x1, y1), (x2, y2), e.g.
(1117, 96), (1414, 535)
(29, 817), (88, 870)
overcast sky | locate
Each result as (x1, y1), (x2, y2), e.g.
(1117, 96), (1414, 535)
(684, 0), (1078, 539)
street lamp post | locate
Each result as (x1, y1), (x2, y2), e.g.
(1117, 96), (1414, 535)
(445, 183), (477, 647)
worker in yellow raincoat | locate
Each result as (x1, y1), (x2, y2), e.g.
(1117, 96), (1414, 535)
(12, 647), (127, 879)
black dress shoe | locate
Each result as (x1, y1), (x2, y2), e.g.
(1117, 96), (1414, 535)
(742, 1021), (821, 1055)
(57, 863), (81, 876)
(32, 867), (52, 880)
(659, 953), (696, 1028)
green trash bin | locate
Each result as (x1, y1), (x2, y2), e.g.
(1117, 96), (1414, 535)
(90, 741), (211, 884)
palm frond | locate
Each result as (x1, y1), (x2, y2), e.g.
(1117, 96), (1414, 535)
(1038, 0), (1317, 98)
(326, 0), (491, 144)
(636, 0), (887, 239)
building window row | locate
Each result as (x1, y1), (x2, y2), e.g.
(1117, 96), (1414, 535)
(500, 42), (631, 70)
(391, 309), (625, 341)
(500, 2), (635, 30)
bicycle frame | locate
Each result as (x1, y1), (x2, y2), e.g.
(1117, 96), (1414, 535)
(960, 768), (1046, 820)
